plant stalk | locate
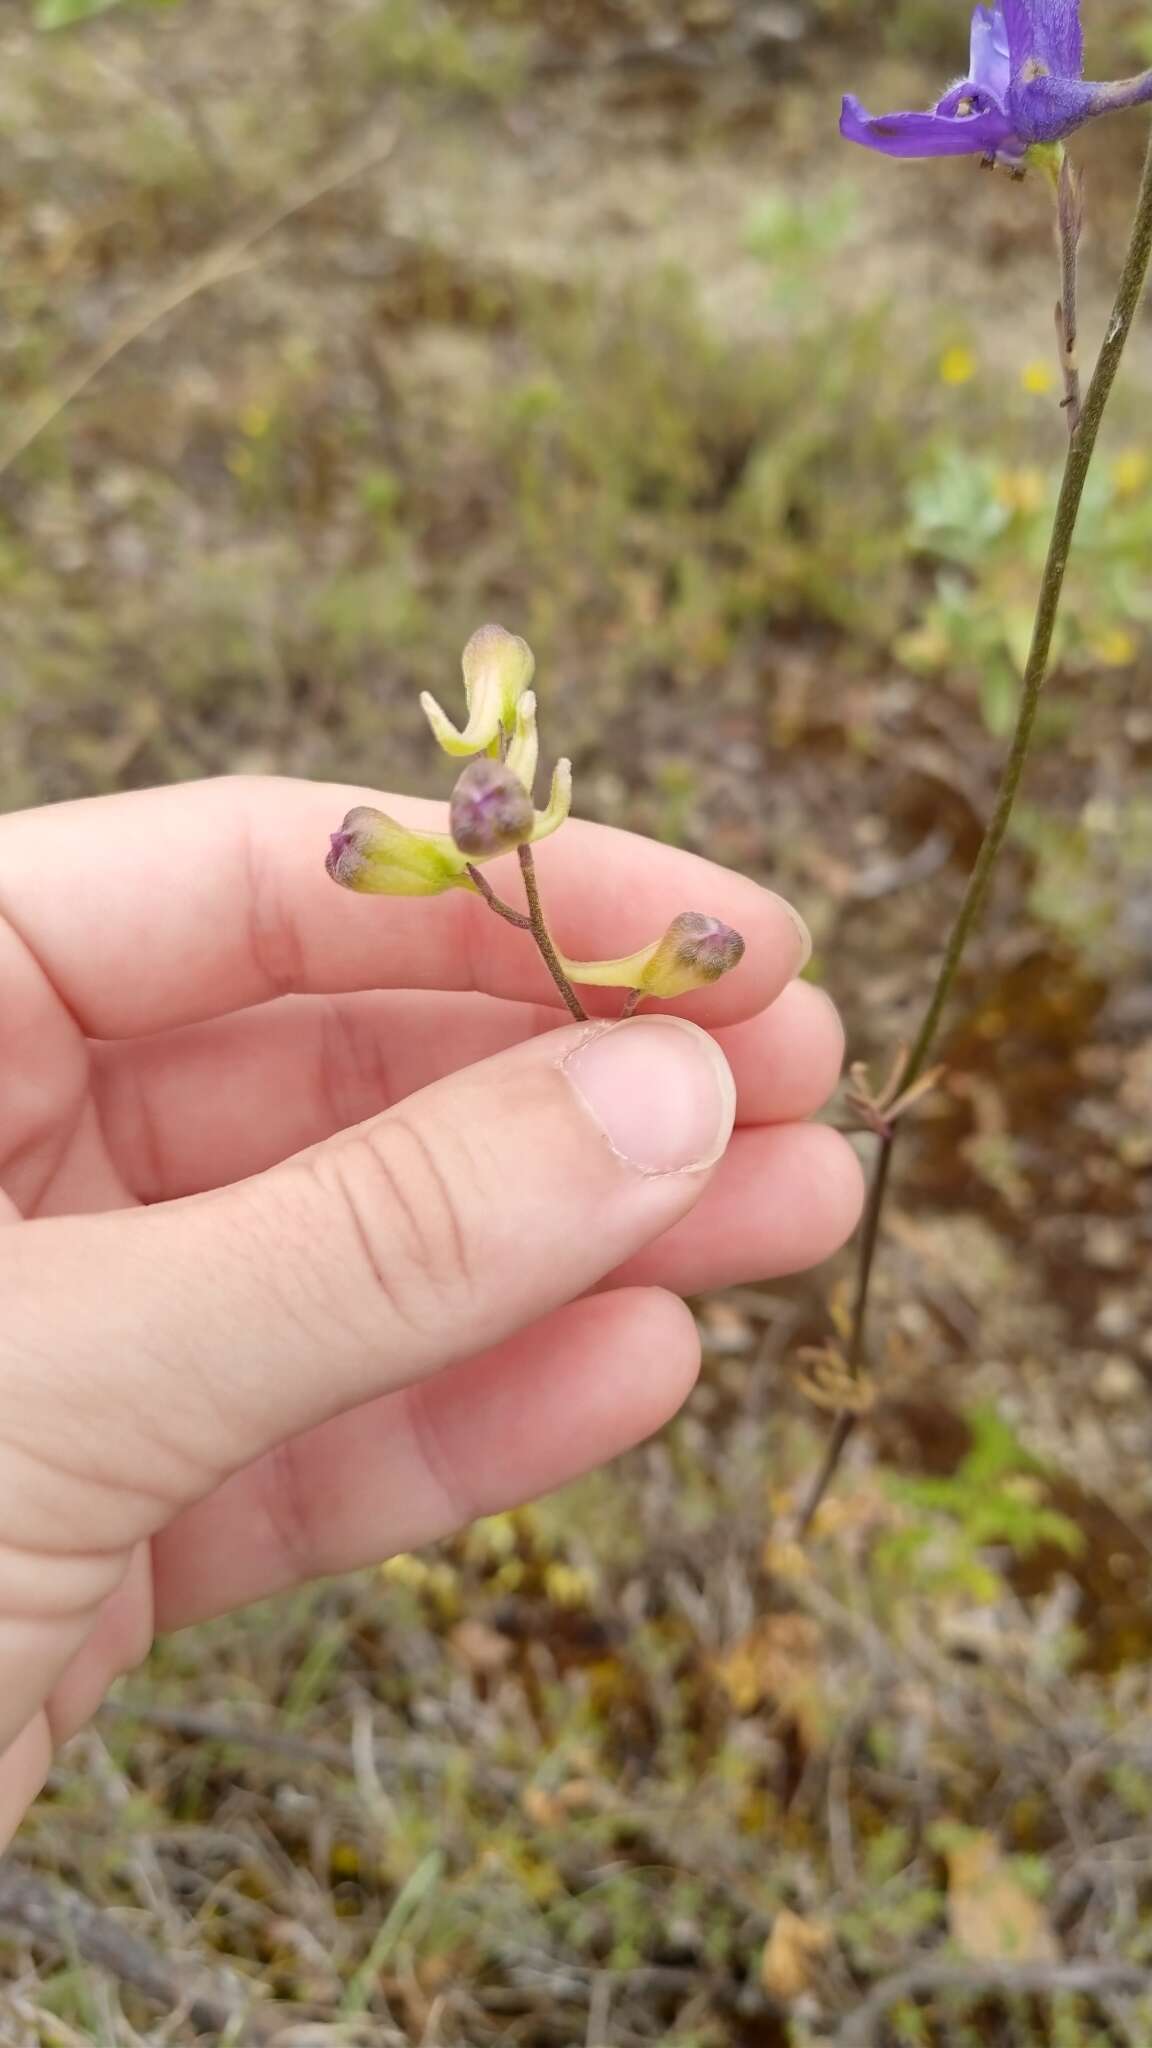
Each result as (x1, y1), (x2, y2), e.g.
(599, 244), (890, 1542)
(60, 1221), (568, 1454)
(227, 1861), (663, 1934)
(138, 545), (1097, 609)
(517, 844), (588, 1021)
(796, 126), (1152, 1537)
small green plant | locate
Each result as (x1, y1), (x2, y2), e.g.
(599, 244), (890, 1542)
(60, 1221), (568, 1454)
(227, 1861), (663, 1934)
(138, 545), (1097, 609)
(876, 1407), (1083, 1605)
(902, 442), (1152, 735)
(743, 185), (859, 311)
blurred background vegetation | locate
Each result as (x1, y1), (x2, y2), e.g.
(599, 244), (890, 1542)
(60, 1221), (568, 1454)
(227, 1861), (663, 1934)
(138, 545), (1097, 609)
(3, 1), (1152, 2043)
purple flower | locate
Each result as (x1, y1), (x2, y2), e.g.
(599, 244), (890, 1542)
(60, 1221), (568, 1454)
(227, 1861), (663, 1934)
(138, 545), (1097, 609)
(841, 3), (1152, 169)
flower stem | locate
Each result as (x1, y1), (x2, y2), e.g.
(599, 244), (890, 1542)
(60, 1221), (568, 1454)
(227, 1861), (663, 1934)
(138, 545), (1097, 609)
(466, 863), (533, 930)
(517, 844), (588, 1021)
(469, 854), (589, 1019)
(796, 124), (1152, 1538)
(1055, 151), (1084, 436)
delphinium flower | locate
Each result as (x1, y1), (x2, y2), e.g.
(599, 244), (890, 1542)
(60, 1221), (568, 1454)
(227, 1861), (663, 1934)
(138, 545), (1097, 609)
(841, 3), (1152, 170)
(841, 2), (1152, 431)
(326, 625), (748, 1016)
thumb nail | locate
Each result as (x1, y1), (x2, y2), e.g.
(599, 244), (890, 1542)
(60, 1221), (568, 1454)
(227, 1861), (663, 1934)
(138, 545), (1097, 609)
(563, 1017), (736, 1176)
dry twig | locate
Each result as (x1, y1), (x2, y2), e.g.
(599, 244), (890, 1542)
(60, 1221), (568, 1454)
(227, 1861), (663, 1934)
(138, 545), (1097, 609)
(838, 1960), (1152, 2046)
(100, 1697), (524, 1795)
(0, 123), (399, 482)
(0, 1859), (271, 2039)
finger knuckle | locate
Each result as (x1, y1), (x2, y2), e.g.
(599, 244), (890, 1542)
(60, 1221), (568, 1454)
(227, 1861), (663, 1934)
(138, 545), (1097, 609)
(315, 995), (396, 1133)
(317, 1115), (475, 1337)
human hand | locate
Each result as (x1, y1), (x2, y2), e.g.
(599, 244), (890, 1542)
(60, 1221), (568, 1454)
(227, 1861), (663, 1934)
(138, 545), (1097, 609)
(0, 776), (862, 1845)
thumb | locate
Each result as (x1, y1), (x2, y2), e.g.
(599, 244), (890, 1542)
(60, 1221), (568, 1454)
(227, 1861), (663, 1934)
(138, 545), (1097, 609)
(1, 1016), (735, 1550)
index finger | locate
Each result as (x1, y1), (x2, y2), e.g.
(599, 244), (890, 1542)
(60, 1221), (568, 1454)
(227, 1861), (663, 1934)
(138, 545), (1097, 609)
(0, 776), (810, 1038)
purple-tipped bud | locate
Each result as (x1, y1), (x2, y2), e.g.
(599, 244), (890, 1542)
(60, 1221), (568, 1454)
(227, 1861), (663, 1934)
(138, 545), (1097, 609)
(325, 804), (470, 896)
(558, 911), (747, 999)
(655, 913), (746, 983)
(648, 912), (747, 993)
(326, 817), (369, 887)
(449, 758), (536, 859)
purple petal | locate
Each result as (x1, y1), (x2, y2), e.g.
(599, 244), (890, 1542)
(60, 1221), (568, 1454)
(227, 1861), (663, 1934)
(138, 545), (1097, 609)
(969, 5), (1011, 98)
(840, 92), (1015, 160)
(1047, 1), (1086, 75)
(1001, 0), (1083, 79)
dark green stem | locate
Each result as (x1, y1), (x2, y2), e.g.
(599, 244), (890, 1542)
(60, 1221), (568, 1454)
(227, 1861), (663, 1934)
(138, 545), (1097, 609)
(905, 131), (1152, 1088)
(517, 844), (588, 1021)
(797, 127), (1152, 1535)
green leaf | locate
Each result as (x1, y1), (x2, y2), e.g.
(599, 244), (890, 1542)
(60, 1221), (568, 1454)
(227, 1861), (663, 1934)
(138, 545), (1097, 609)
(35, 0), (182, 25)
(980, 662), (1018, 738)
(35, 0), (122, 25)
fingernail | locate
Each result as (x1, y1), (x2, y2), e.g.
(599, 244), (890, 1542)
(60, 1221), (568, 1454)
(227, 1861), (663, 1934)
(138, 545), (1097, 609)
(564, 1017), (736, 1175)
(769, 893), (813, 975)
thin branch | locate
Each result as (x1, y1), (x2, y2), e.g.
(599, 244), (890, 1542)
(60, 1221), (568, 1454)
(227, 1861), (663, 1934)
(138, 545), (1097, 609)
(793, 1135), (894, 1535)
(838, 1960), (1152, 2047)
(0, 1860), (271, 2041)
(0, 122), (399, 482)
(801, 122), (1152, 1529)
(99, 1697), (524, 1795)
(100, 1699), (351, 1768)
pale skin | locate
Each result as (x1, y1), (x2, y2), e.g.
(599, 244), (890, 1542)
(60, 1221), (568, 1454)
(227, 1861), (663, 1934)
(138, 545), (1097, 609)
(0, 777), (864, 1847)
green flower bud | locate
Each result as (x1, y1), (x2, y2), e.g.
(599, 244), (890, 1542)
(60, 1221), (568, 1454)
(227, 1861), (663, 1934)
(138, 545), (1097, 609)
(326, 806), (471, 897)
(421, 624), (536, 759)
(560, 912), (746, 998)
(450, 758), (537, 858)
